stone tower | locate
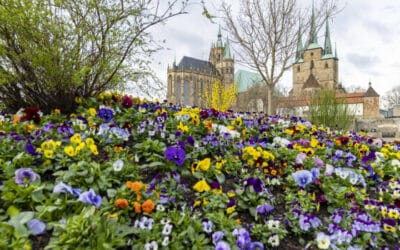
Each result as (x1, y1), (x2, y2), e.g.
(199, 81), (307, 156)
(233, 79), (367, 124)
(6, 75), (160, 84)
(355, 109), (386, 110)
(209, 26), (234, 87)
(291, 6), (339, 96)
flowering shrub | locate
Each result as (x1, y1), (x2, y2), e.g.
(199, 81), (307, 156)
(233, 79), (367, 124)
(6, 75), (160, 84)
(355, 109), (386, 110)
(0, 94), (399, 249)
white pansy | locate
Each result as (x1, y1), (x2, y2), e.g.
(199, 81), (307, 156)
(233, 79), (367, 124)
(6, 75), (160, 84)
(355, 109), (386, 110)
(112, 159), (124, 172)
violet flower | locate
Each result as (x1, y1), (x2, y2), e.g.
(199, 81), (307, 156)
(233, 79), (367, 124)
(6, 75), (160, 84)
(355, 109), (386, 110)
(53, 182), (81, 197)
(212, 231), (225, 245)
(164, 146), (186, 166)
(215, 241), (231, 250)
(78, 189), (102, 208)
(28, 219), (46, 235)
(292, 170), (313, 189)
(15, 168), (40, 184)
(256, 203), (274, 214)
(97, 107), (114, 123)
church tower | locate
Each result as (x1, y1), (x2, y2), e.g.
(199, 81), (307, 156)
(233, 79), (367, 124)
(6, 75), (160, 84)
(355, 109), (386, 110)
(291, 5), (339, 96)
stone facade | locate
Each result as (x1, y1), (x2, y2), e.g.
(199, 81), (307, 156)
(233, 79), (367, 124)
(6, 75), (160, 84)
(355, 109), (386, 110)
(166, 27), (234, 107)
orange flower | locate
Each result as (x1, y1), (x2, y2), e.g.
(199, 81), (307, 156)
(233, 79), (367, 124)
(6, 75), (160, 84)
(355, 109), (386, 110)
(141, 199), (155, 213)
(204, 120), (212, 133)
(114, 198), (129, 209)
(132, 201), (141, 213)
(126, 181), (145, 194)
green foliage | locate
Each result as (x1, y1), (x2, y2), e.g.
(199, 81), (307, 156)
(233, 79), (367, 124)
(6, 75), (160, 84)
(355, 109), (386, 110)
(0, 0), (188, 113)
(309, 89), (355, 130)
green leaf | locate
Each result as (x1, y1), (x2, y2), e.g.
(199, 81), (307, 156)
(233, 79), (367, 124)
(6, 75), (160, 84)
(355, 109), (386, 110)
(7, 205), (20, 217)
(82, 206), (96, 218)
(216, 173), (225, 183)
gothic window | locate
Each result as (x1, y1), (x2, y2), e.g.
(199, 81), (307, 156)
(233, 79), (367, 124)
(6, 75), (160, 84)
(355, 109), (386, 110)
(168, 75), (173, 97)
(310, 60), (314, 70)
(184, 76), (189, 105)
(193, 77), (198, 106)
(176, 76), (181, 104)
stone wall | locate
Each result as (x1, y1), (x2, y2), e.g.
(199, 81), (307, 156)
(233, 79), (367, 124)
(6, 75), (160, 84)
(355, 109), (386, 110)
(355, 118), (400, 138)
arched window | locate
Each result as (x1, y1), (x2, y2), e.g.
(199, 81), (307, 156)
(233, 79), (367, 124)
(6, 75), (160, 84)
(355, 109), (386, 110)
(325, 62), (329, 68)
(310, 60), (314, 70)
(176, 76), (181, 104)
(168, 75), (173, 98)
(297, 65), (300, 72)
(184, 76), (189, 105)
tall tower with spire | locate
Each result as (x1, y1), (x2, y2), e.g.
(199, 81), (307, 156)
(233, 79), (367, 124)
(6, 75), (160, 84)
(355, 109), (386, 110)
(291, 6), (339, 96)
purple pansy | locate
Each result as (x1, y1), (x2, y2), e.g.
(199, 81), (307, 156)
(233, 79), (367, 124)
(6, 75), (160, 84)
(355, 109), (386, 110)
(164, 146), (186, 166)
(256, 203), (274, 214)
(97, 107), (114, 123)
(215, 241), (231, 250)
(53, 182), (81, 197)
(292, 170), (313, 189)
(78, 188), (102, 208)
(244, 177), (264, 192)
(28, 219), (46, 235)
(212, 231), (225, 245)
(15, 168), (40, 184)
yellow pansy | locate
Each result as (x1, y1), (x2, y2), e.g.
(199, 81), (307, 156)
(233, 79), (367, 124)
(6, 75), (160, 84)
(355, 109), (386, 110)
(177, 121), (189, 133)
(285, 128), (294, 135)
(70, 133), (82, 144)
(89, 144), (99, 155)
(64, 146), (76, 157)
(227, 191), (236, 198)
(85, 138), (95, 146)
(226, 206), (236, 214)
(88, 108), (97, 117)
(198, 158), (211, 171)
(193, 179), (211, 192)
(44, 150), (54, 159)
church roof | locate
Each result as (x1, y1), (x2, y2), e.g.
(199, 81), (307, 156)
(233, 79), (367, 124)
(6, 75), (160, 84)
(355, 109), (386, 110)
(177, 56), (219, 74)
(235, 69), (264, 93)
(364, 82), (379, 97)
(302, 73), (321, 89)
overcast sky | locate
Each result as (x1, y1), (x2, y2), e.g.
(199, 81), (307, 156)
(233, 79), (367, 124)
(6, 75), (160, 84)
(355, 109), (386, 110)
(149, 0), (400, 97)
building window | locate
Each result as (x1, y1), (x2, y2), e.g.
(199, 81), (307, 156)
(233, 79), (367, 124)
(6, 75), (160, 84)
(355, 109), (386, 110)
(325, 62), (328, 68)
(311, 52), (314, 57)
(175, 80), (181, 104)
(297, 65), (300, 72)
(310, 60), (314, 70)
(184, 79), (189, 105)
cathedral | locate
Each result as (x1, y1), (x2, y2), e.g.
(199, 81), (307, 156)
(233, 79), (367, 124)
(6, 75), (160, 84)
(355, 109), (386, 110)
(166, 27), (234, 107)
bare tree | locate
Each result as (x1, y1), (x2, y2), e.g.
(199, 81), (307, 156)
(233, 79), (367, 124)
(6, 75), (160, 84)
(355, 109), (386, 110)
(382, 85), (400, 110)
(220, 0), (339, 114)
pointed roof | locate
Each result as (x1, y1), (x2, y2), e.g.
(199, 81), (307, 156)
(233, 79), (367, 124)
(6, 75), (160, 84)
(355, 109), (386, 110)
(223, 37), (232, 59)
(177, 56), (219, 74)
(295, 24), (304, 63)
(216, 25), (223, 48)
(364, 82), (379, 97)
(307, 1), (321, 50)
(302, 73), (321, 89)
(324, 19), (332, 55)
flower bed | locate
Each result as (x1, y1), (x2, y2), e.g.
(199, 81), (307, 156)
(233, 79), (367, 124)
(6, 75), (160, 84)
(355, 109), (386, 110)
(0, 94), (399, 249)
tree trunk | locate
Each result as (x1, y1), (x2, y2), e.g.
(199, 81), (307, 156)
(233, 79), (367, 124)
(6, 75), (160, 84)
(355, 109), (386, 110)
(267, 86), (273, 115)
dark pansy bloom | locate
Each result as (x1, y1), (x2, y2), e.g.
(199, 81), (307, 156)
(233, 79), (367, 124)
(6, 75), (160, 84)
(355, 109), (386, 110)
(186, 135), (195, 147)
(26, 143), (38, 155)
(164, 146), (186, 166)
(15, 168), (40, 184)
(78, 189), (102, 208)
(227, 198), (235, 208)
(244, 177), (264, 192)
(22, 106), (41, 124)
(210, 181), (221, 190)
(41, 122), (55, 132)
(97, 108), (114, 123)
(122, 95), (133, 108)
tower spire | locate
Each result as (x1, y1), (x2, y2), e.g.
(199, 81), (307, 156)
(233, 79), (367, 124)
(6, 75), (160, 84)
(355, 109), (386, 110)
(307, 0), (319, 49)
(324, 18), (332, 55)
(223, 37), (232, 59)
(295, 23), (303, 62)
(217, 25), (223, 48)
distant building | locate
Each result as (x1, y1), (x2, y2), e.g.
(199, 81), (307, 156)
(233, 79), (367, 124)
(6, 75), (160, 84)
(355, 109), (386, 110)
(166, 27), (234, 107)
